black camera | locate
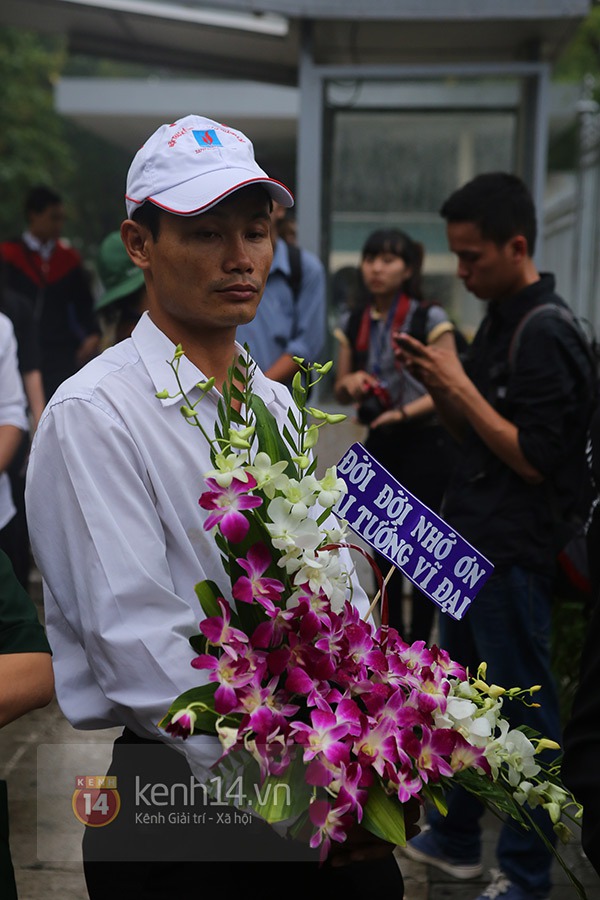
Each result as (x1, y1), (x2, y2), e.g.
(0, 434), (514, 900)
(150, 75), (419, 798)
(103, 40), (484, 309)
(357, 380), (393, 425)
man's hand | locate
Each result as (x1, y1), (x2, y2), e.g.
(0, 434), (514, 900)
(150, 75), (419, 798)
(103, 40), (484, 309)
(394, 331), (469, 397)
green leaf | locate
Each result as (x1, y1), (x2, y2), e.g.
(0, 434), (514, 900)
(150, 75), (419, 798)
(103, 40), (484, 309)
(361, 777), (407, 845)
(250, 395), (296, 477)
(422, 783), (449, 817)
(305, 458), (318, 476)
(229, 409), (245, 426)
(188, 632), (208, 654)
(194, 580), (226, 619)
(210, 748), (312, 823)
(282, 423), (298, 453)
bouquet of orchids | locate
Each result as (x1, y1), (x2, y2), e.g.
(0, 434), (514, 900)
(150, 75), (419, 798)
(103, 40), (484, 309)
(158, 347), (584, 893)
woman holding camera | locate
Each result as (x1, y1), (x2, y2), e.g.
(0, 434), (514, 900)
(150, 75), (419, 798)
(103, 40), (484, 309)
(334, 228), (458, 644)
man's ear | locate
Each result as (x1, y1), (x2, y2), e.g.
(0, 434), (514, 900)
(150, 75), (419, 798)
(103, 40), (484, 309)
(121, 220), (151, 270)
(509, 234), (529, 261)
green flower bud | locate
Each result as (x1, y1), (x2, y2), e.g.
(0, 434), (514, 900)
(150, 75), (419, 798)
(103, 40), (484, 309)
(325, 413), (347, 424)
(229, 434), (251, 449)
(174, 344), (185, 359)
(155, 389), (170, 400)
(307, 407), (328, 420)
(180, 405), (197, 418)
(304, 424), (319, 449)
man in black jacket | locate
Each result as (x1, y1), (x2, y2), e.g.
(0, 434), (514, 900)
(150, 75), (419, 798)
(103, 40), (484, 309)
(0, 185), (101, 400)
(397, 172), (596, 900)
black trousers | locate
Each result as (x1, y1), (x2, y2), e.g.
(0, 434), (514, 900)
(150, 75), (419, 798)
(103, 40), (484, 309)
(83, 729), (405, 900)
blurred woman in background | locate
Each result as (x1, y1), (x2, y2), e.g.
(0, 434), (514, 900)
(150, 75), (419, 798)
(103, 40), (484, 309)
(334, 228), (458, 643)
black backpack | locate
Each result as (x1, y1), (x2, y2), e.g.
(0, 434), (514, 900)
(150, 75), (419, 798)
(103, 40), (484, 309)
(409, 301), (470, 360)
(508, 302), (600, 606)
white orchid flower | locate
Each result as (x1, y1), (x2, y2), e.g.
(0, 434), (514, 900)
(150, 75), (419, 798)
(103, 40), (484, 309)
(280, 476), (319, 517)
(246, 452), (289, 498)
(204, 452), (249, 487)
(265, 497), (322, 552)
(315, 466), (347, 509)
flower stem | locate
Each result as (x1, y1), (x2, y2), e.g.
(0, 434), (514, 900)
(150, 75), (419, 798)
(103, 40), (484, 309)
(365, 564), (395, 625)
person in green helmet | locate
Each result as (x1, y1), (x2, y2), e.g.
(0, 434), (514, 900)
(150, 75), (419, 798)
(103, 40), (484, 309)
(95, 230), (149, 347)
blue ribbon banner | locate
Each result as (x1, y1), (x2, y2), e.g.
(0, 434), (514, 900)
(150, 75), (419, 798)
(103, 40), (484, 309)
(334, 443), (493, 620)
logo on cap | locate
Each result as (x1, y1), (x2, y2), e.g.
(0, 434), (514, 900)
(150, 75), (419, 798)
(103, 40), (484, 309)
(193, 130), (223, 149)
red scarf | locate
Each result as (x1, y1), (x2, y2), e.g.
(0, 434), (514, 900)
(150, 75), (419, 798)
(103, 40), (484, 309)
(355, 292), (411, 354)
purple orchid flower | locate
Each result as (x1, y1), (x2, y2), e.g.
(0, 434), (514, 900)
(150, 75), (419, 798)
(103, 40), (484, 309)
(199, 474), (262, 543)
(165, 707), (197, 741)
(290, 707), (354, 767)
(309, 797), (353, 863)
(232, 542), (285, 614)
(191, 650), (256, 714)
(199, 598), (249, 659)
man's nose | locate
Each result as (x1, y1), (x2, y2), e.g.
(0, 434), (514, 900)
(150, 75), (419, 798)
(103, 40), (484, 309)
(224, 236), (253, 271)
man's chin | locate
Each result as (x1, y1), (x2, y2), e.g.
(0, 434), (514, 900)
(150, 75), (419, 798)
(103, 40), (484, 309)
(234, 305), (261, 326)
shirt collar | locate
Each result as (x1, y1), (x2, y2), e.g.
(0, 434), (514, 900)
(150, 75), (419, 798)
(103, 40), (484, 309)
(488, 273), (556, 328)
(131, 311), (280, 409)
(22, 230), (56, 260)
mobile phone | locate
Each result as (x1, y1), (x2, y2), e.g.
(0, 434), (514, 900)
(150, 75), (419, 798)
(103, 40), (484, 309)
(395, 335), (425, 356)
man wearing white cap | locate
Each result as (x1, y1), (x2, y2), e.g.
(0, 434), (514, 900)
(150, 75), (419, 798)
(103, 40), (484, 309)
(25, 116), (409, 898)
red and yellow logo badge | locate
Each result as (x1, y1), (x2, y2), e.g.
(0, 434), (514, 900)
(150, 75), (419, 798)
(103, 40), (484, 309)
(72, 776), (121, 827)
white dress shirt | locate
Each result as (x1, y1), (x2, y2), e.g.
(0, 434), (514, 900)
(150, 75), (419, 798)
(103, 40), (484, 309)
(26, 311), (367, 779)
(0, 312), (28, 530)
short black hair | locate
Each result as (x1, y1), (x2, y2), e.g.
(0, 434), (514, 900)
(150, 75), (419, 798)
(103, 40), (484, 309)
(361, 228), (424, 301)
(131, 201), (162, 240)
(25, 185), (62, 216)
(439, 172), (537, 256)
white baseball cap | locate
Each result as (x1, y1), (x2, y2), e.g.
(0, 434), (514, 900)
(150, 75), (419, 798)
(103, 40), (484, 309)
(125, 114), (294, 218)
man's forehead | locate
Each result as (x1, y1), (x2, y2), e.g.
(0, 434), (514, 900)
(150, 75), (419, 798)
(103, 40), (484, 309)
(194, 185), (271, 219)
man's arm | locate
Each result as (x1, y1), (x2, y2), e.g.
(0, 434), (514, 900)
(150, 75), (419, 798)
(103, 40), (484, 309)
(69, 257), (102, 365)
(22, 370), (46, 432)
(265, 353), (303, 384)
(0, 425), (24, 474)
(0, 652), (54, 728)
(0, 548), (54, 728)
(396, 333), (543, 483)
(265, 250), (327, 383)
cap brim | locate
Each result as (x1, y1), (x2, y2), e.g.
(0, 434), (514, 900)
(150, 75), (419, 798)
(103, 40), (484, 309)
(96, 270), (146, 311)
(127, 169), (294, 218)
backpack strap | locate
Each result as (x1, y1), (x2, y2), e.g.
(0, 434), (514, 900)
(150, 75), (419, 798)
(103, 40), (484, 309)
(508, 302), (597, 375)
(284, 241), (302, 302)
(407, 302), (432, 345)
